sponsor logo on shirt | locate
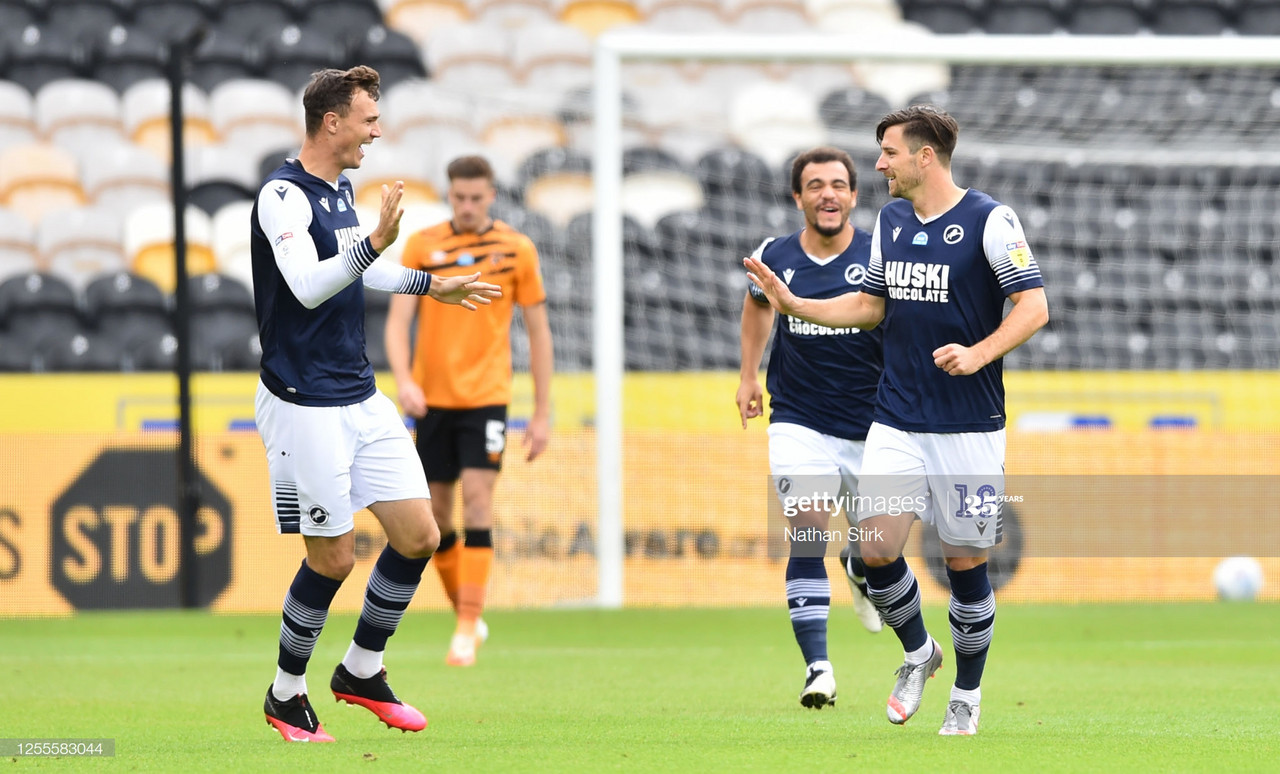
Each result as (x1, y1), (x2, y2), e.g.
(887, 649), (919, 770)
(883, 260), (951, 303)
(1005, 240), (1032, 269)
(787, 316), (859, 336)
(912, 231), (928, 245)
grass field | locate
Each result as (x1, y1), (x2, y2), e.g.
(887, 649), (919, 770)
(3, 603), (1277, 772)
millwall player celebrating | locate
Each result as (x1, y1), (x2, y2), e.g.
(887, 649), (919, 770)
(746, 106), (1048, 735)
(252, 65), (500, 743)
(737, 146), (884, 711)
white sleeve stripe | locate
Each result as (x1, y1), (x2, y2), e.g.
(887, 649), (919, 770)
(340, 237), (378, 278)
(395, 270), (432, 295)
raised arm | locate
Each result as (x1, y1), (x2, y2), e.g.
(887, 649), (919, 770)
(744, 255), (884, 330)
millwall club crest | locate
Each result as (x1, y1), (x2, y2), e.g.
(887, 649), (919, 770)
(944, 224), (965, 244)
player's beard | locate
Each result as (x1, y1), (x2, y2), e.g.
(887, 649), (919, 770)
(812, 218), (847, 238)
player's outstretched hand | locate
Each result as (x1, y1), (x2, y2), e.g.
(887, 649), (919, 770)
(370, 181), (405, 253)
(933, 343), (986, 376)
(744, 255), (800, 316)
(428, 272), (502, 310)
(736, 378), (764, 429)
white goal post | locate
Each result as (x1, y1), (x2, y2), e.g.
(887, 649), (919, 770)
(587, 32), (1280, 608)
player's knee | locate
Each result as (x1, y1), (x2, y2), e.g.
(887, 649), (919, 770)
(308, 552), (356, 581)
(400, 519), (441, 559)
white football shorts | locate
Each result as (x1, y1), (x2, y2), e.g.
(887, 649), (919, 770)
(768, 422), (866, 526)
(255, 380), (429, 537)
(855, 422), (1006, 549)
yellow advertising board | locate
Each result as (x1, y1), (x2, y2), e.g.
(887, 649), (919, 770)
(1, 371), (1279, 616)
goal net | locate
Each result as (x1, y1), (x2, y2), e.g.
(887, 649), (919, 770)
(578, 33), (1280, 607)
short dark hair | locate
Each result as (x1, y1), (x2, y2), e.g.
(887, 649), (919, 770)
(789, 146), (857, 194)
(875, 105), (959, 165)
(446, 155), (495, 183)
(302, 65), (381, 136)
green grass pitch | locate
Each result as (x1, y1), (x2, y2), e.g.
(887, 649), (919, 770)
(2, 603), (1277, 772)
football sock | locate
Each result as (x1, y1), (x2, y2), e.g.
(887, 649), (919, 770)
(865, 556), (929, 654)
(950, 685), (981, 705)
(947, 563), (996, 691)
(433, 531), (461, 610)
(786, 556), (831, 665)
(350, 546), (430, 673)
(274, 559), (342, 700)
(456, 529), (493, 636)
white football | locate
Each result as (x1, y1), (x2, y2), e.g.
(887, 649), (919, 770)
(1213, 556), (1264, 602)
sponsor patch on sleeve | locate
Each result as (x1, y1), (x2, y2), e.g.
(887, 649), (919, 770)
(1008, 245), (1032, 269)
(274, 232), (293, 246)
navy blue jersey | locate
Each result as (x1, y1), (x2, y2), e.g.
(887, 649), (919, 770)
(863, 189), (1043, 433)
(748, 228), (882, 441)
(251, 160), (375, 407)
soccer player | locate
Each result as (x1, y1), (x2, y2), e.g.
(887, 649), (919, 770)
(736, 146), (884, 710)
(252, 65), (501, 743)
(386, 155), (553, 667)
(745, 106), (1048, 735)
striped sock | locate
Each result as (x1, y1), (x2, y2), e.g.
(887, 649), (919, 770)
(275, 560), (342, 696)
(348, 546), (429, 676)
(786, 556), (830, 665)
(865, 557), (929, 653)
(947, 563), (996, 691)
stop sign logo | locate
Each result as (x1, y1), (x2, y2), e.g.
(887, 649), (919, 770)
(50, 448), (232, 609)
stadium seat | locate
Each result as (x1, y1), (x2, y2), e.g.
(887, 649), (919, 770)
(695, 146), (785, 215)
(0, 334), (34, 371)
(260, 23), (349, 93)
(1068, 0), (1148, 34)
(555, 0), (643, 37)
(78, 141), (170, 220)
(621, 146), (705, 229)
(5, 24), (86, 94)
(344, 140), (438, 211)
(383, 79), (477, 150)
(190, 25), (266, 92)
(0, 207), (39, 283)
(1236, 0), (1280, 34)
(188, 272), (259, 371)
(635, 0), (728, 30)
(211, 200), (255, 293)
(34, 78), (124, 159)
(38, 206), (125, 290)
(984, 0), (1062, 34)
(123, 202), (218, 293)
(518, 147), (593, 228)
(37, 331), (124, 372)
(727, 80), (827, 170)
(46, 0), (127, 44)
(0, 81), (37, 154)
(385, 0), (470, 45)
(350, 25), (428, 90)
(1150, 0), (1232, 35)
(818, 85), (892, 136)
(423, 22), (517, 90)
(122, 79), (218, 162)
(0, 271), (83, 347)
(723, 0), (812, 32)
(216, 0), (299, 40)
(807, 0), (904, 31)
(299, 0), (385, 44)
(130, 0), (218, 44)
(0, 142), (85, 226)
(82, 270), (171, 348)
(510, 23), (593, 91)
(0, 0), (37, 32)
(187, 179), (255, 218)
(208, 79), (302, 167)
(86, 25), (169, 94)
(122, 326), (178, 372)
(476, 88), (569, 173)
(186, 143), (263, 194)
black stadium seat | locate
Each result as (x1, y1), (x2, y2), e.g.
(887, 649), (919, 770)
(0, 271), (83, 347)
(83, 271), (171, 348)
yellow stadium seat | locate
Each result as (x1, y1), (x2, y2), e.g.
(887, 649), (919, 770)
(0, 143), (86, 226)
(557, 0), (642, 37)
(124, 202), (217, 293)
